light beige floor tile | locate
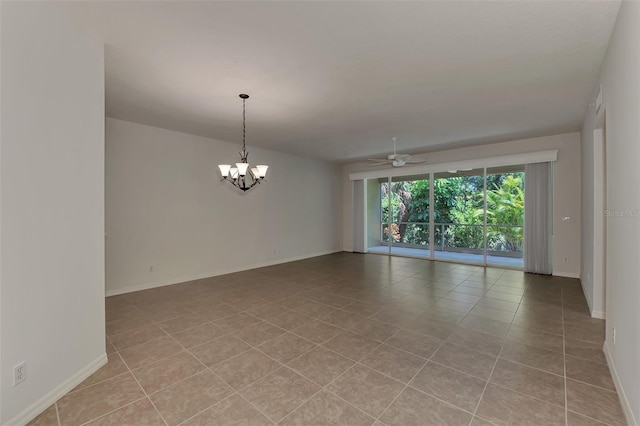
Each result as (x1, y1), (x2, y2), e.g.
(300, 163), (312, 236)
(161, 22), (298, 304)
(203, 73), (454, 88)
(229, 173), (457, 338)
(384, 329), (443, 358)
(132, 351), (205, 394)
(348, 318), (399, 342)
(360, 344), (426, 383)
(268, 310), (314, 330)
(258, 333), (316, 363)
(233, 321), (287, 346)
(170, 322), (224, 347)
(327, 365), (404, 417)
(431, 343), (497, 381)
(410, 361), (486, 412)
(190, 335), (251, 367)
(448, 328), (505, 356)
(157, 312), (208, 334)
(198, 303), (241, 321)
(316, 309), (367, 329)
(119, 336), (183, 369)
(566, 378), (626, 426)
(342, 301), (383, 316)
(211, 349), (280, 390)
(213, 313), (262, 334)
(57, 373), (145, 426)
(181, 394), (272, 426)
(150, 371), (233, 426)
(280, 390), (374, 426)
(490, 359), (565, 407)
(106, 315), (155, 336)
(287, 346), (354, 386)
(403, 316), (458, 340)
(292, 320), (343, 344)
(476, 297), (520, 312)
(499, 340), (564, 375)
(380, 387), (472, 426)
(565, 355), (615, 391)
(240, 367), (320, 422)
(246, 303), (289, 321)
(468, 305), (516, 323)
(476, 383), (565, 426)
(109, 325), (167, 351)
(459, 315), (511, 338)
(506, 324), (563, 353)
(567, 410), (609, 425)
(565, 338), (607, 364)
(72, 354), (128, 392)
(470, 416), (497, 426)
(85, 398), (164, 425)
(322, 331), (381, 361)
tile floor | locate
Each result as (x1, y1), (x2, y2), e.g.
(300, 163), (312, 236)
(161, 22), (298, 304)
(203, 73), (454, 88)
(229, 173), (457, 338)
(29, 253), (626, 426)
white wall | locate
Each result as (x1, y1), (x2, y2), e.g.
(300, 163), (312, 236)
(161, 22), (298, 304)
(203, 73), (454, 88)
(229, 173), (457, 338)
(581, 123), (606, 317)
(0, 2), (105, 424)
(581, 2), (640, 424)
(343, 132), (581, 278)
(105, 118), (342, 295)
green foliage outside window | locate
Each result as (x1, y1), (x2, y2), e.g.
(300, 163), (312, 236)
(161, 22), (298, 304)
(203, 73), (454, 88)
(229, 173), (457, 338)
(381, 173), (524, 253)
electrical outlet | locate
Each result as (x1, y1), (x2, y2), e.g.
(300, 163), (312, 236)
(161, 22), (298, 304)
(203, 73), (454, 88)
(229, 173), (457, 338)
(13, 362), (26, 386)
(612, 327), (616, 344)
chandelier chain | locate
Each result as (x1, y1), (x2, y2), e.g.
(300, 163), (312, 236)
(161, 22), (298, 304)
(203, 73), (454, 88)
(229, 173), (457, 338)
(242, 97), (246, 152)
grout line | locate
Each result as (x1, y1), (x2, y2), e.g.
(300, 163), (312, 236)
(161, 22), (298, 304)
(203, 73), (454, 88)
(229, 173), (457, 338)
(468, 270), (520, 425)
(562, 284), (569, 426)
(77, 397), (149, 426)
(54, 402), (61, 426)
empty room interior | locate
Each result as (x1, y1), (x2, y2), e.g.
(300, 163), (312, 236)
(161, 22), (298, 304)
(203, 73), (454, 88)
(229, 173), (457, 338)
(2, 1), (640, 425)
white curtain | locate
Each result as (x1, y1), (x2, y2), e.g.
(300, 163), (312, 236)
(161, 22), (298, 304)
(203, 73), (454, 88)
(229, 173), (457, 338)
(524, 162), (553, 274)
(352, 180), (366, 253)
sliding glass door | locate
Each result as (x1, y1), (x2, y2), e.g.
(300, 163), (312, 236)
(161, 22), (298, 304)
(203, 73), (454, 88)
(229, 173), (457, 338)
(368, 166), (525, 269)
(433, 169), (486, 264)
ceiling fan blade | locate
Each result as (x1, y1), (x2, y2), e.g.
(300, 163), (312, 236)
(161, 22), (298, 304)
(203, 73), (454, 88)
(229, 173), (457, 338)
(367, 158), (391, 162)
(404, 157), (427, 164)
(395, 154), (412, 160)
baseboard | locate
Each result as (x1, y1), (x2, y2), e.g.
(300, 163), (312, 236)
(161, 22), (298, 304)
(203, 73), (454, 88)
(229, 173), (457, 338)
(4, 353), (107, 426)
(106, 249), (343, 296)
(603, 340), (638, 426)
(553, 271), (580, 279)
(591, 309), (606, 320)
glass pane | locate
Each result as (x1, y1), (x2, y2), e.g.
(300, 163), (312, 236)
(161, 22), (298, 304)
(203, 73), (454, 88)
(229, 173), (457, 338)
(485, 166), (525, 268)
(433, 168), (485, 264)
(388, 178), (430, 257)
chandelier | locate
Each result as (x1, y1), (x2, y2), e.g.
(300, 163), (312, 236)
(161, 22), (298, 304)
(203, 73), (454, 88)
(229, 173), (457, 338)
(218, 94), (268, 192)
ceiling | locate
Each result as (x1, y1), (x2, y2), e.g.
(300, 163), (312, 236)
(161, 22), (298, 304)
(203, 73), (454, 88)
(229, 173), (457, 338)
(66, 1), (620, 162)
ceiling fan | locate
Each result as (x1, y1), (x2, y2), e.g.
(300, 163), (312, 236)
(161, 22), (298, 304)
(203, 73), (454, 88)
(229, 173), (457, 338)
(368, 137), (427, 167)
